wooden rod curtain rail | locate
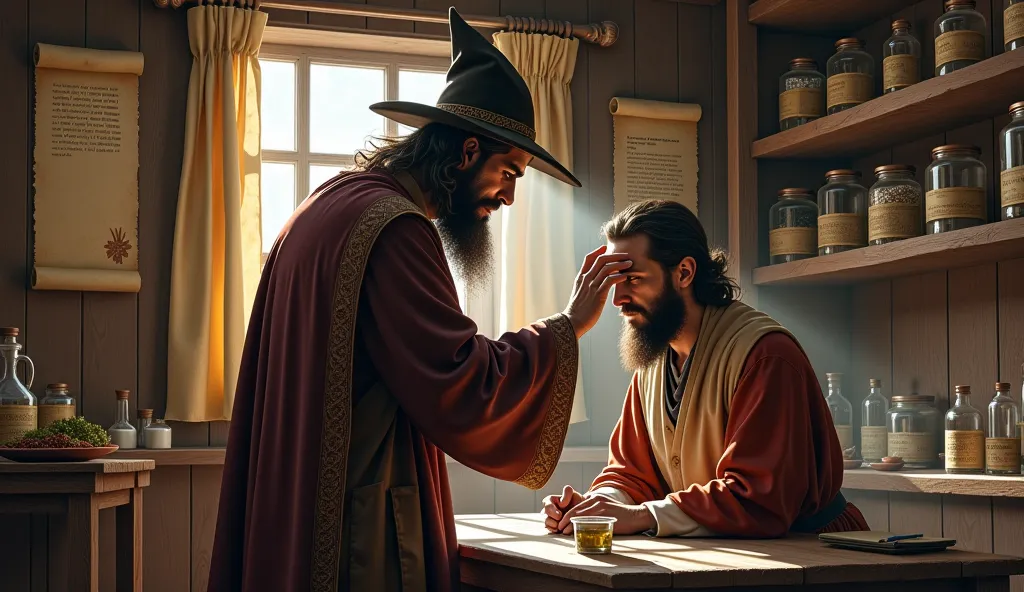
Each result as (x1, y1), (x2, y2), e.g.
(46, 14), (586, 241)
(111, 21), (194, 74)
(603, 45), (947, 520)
(152, 0), (620, 46)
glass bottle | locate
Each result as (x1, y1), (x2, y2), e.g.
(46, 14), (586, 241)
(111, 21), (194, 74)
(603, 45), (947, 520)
(1007, 0), (1024, 51)
(861, 378), (889, 463)
(986, 382), (1021, 474)
(137, 408), (152, 448)
(779, 58), (825, 131)
(935, 0), (988, 76)
(1000, 102), (1024, 220)
(944, 384), (984, 474)
(108, 389), (136, 449)
(883, 19), (921, 93)
(868, 165), (923, 245)
(826, 373), (854, 453)
(38, 383), (75, 429)
(768, 188), (818, 264)
(817, 169), (868, 255)
(827, 38), (874, 115)
(144, 419), (173, 449)
(925, 144), (987, 234)
(887, 395), (942, 468)
(0, 327), (36, 445)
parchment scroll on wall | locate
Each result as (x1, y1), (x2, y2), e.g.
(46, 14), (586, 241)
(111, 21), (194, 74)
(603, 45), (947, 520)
(32, 43), (143, 292)
(609, 97), (701, 215)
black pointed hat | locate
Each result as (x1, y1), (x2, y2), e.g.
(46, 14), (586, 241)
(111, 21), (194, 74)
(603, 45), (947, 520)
(369, 7), (581, 187)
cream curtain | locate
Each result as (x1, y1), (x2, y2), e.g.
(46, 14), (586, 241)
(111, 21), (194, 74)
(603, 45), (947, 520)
(491, 32), (586, 423)
(166, 5), (267, 422)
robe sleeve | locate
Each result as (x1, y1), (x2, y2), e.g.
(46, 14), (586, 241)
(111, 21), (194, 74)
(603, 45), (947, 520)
(358, 214), (579, 490)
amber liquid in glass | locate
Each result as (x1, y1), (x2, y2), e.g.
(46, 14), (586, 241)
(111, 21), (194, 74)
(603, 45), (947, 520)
(575, 529), (613, 554)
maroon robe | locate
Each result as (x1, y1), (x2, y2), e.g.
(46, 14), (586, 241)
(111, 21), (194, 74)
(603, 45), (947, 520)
(207, 170), (578, 591)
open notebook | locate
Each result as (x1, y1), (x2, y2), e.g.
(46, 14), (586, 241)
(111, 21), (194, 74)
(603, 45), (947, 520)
(819, 531), (957, 555)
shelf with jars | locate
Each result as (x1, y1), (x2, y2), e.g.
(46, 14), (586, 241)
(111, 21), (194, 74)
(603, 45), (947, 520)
(842, 468), (1024, 497)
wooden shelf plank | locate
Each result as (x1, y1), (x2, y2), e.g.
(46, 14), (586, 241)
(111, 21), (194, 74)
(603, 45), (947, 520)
(753, 218), (1024, 286)
(752, 50), (1024, 160)
(843, 468), (1024, 498)
(749, 0), (918, 32)
(109, 447), (226, 466)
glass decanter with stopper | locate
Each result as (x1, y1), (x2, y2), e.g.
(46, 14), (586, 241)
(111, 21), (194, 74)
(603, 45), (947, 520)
(108, 389), (136, 449)
(986, 382), (1021, 475)
(0, 327), (37, 445)
(861, 378), (889, 463)
(944, 384), (984, 474)
(826, 373), (853, 453)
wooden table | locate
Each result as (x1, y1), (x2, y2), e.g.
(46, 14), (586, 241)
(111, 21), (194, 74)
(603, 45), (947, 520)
(455, 513), (1024, 591)
(0, 458), (154, 592)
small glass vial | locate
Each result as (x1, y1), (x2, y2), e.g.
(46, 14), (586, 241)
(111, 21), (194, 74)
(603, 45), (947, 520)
(38, 383), (76, 429)
(868, 165), (923, 245)
(1007, 0), (1024, 51)
(826, 373), (854, 452)
(779, 58), (825, 131)
(818, 169), (868, 255)
(769, 188), (818, 264)
(144, 419), (172, 449)
(861, 378), (889, 463)
(944, 384), (984, 474)
(1000, 102), (1024, 219)
(883, 19), (921, 93)
(986, 382), (1021, 474)
(935, 0), (987, 76)
(887, 395), (941, 468)
(826, 38), (874, 115)
(137, 408), (152, 448)
(108, 389), (136, 449)
(925, 144), (987, 234)
(0, 327), (37, 445)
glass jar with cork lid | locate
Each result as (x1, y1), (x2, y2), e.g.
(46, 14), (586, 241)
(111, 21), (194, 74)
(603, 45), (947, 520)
(869, 165), (923, 245)
(999, 102), (1024, 220)
(778, 58), (825, 131)
(768, 188), (817, 264)
(935, 0), (987, 76)
(883, 19), (921, 93)
(38, 383), (76, 429)
(886, 394), (942, 469)
(925, 144), (987, 234)
(817, 169), (868, 255)
(826, 38), (874, 115)
(1007, 0), (1024, 51)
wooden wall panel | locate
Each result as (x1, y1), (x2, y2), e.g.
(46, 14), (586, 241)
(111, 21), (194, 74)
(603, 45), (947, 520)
(998, 258), (1024, 386)
(943, 495), (993, 553)
(948, 265), (999, 421)
(993, 497), (1024, 592)
(889, 491), (942, 537)
(892, 271), (947, 402)
(842, 490), (889, 531)
(144, 466), (192, 592)
(191, 466), (223, 592)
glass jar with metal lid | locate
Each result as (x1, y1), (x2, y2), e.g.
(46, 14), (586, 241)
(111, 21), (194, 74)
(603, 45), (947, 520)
(887, 394), (942, 469)
(868, 164), (923, 245)
(1007, 0), (1024, 51)
(935, 0), (987, 76)
(768, 188), (817, 265)
(883, 19), (921, 93)
(38, 383), (75, 429)
(779, 58), (825, 131)
(925, 144), (987, 234)
(817, 169), (867, 255)
(826, 38), (874, 115)
(1000, 101), (1024, 220)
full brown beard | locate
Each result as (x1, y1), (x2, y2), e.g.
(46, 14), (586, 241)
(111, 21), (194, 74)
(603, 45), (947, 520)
(618, 275), (686, 370)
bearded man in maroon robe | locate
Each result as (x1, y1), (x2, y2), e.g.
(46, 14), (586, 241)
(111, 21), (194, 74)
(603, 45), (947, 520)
(207, 7), (631, 592)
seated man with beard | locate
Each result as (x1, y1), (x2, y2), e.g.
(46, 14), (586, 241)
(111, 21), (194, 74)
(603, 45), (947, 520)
(542, 200), (870, 538)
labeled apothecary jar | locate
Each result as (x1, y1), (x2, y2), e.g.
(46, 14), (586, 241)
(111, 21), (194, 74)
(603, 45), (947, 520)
(935, 0), (987, 76)
(883, 19), (921, 93)
(817, 170), (867, 255)
(1007, 0), (1024, 51)
(887, 395), (942, 469)
(925, 144), (987, 234)
(768, 188), (817, 264)
(779, 58), (825, 131)
(826, 38), (874, 115)
(1000, 101), (1024, 219)
(38, 383), (75, 429)
(868, 165), (923, 245)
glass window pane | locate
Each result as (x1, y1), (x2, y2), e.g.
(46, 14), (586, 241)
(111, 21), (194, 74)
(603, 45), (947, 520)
(261, 162), (296, 251)
(310, 63), (385, 155)
(397, 69), (448, 136)
(259, 59), (296, 151)
(309, 164), (352, 194)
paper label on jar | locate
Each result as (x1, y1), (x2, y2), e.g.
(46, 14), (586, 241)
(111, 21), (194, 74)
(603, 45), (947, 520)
(883, 54), (920, 90)
(834, 424), (853, 451)
(769, 227), (816, 256)
(861, 426), (887, 460)
(827, 73), (873, 109)
(38, 404), (75, 429)
(925, 187), (987, 223)
(945, 429), (984, 469)
(1001, 166), (1024, 208)
(818, 213), (865, 248)
(0, 405), (38, 445)
(888, 432), (935, 463)
(779, 88), (823, 121)
(1005, 3), (1024, 45)
(935, 30), (985, 67)
(869, 203), (921, 241)
(986, 437), (1021, 471)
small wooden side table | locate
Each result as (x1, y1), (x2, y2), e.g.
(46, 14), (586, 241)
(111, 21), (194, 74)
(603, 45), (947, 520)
(0, 458), (154, 592)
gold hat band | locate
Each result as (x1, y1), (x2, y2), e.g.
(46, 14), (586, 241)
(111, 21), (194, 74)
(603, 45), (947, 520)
(436, 103), (536, 141)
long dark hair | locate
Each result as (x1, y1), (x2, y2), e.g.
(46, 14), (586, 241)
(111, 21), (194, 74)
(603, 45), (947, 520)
(353, 122), (511, 216)
(601, 200), (740, 307)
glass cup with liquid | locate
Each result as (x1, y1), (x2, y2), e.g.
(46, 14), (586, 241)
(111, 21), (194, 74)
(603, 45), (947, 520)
(571, 516), (616, 554)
